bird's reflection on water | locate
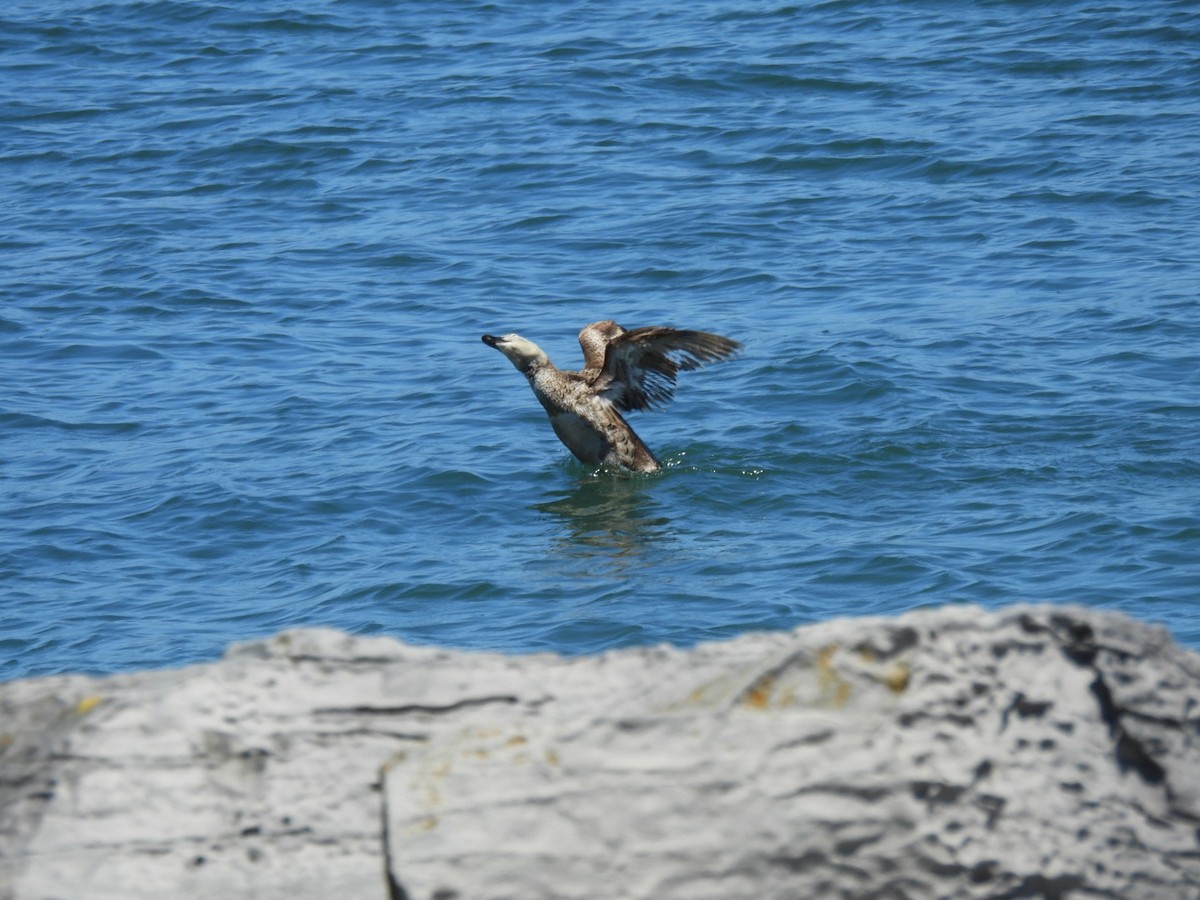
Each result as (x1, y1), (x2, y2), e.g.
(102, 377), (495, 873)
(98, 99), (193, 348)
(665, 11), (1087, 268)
(532, 473), (673, 562)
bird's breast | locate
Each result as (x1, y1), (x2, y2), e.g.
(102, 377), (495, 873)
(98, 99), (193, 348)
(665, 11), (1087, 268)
(547, 410), (609, 466)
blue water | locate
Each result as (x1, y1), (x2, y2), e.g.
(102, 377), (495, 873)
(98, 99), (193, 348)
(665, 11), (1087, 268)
(3, 1), (1198, 681)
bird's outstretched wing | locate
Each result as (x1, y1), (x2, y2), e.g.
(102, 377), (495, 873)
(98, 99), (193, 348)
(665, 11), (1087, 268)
(591, 326), (741, 412)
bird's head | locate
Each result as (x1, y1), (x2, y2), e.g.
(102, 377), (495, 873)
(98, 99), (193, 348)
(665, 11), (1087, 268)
(481, 333), (548, 373)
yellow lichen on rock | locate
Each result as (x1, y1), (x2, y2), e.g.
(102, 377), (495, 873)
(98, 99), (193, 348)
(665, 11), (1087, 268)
(884, 663), (910, 694)
(743, 673), (775, 709)
(75, 695), (103, 715)
(816, 645), (851, 708)
(405, 815), (438, 836)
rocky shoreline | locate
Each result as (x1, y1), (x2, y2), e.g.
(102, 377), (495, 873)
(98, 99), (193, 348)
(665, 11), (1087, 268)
(3, 604), (1199, 899)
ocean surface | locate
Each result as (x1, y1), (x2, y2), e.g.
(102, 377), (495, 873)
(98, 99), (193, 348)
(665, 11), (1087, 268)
(3, 1), (1198, 682)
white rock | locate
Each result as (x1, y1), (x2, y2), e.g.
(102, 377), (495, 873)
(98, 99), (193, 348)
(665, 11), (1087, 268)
(2, 605), (1198, 900)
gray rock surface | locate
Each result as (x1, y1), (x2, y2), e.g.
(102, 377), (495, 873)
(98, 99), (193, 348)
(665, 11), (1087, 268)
(2, 605), (1198, 899)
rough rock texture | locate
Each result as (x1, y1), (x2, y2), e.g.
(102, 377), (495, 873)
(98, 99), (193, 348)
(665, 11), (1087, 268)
(2, 605), (1198, 900)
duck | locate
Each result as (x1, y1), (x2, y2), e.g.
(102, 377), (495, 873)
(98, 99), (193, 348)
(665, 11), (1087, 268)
(482, 320), (741, 473)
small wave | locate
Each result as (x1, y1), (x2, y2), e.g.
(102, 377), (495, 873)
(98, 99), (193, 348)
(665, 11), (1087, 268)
(0, 411), (142, 434)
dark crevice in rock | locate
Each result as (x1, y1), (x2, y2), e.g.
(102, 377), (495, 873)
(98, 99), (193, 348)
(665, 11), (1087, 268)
(911, 848), (971, 879)
(778, 783), (894, 803)
(835, 831), (885, 855)
(999, 692), (1054, 733)
(992, 872), (1095, 899)
(1119, 707), (1191, 730)
(307, 728), (428, 742)
(314, 695), (521, 716)
(990, 639), (1048, 660)
(766, 849), (828, 873)
(381, 785), (408, 900)
(773, 729), (835, 751)
(1045, 614), (1099, 666)
(1089, 672), (1166, 785)
(1031, 614), (1170, 788)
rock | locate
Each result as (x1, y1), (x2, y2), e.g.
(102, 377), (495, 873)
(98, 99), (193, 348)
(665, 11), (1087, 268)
(2, 605), (1199, 900)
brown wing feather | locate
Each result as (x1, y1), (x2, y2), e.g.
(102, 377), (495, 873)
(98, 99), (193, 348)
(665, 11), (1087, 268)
(593, 326), (742, 412)
(577, 320), (625, 373)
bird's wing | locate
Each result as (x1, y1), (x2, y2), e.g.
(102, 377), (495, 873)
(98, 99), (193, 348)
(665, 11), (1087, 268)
(577, 320), (625, 372)
(592, 326), (741, 412)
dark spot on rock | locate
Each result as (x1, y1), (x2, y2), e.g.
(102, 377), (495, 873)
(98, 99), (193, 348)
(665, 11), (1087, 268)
(767, 850), (828, 873)
(1051, 616), (1097, 665)
(912, 780), (966, 805)
(1000, 692), (1053, 732)
(916, 851), (968, 877)
(854, 626), (919, 660)
(1017, 613), (1043, 635)
(835, 833), (882, 855)
(975, 793), (1006, 829)
(1115, 731), (1166, 784)
(1001, 873), (1086, 899)
(1016, 698), (1052, 718)
(969, 861), (996, 883)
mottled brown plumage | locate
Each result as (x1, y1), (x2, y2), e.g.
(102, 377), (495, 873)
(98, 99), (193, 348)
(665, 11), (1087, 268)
(482, 320), (741, 473)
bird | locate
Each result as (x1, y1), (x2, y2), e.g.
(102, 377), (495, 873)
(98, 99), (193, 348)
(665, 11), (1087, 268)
(482, 320), (741, 473)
